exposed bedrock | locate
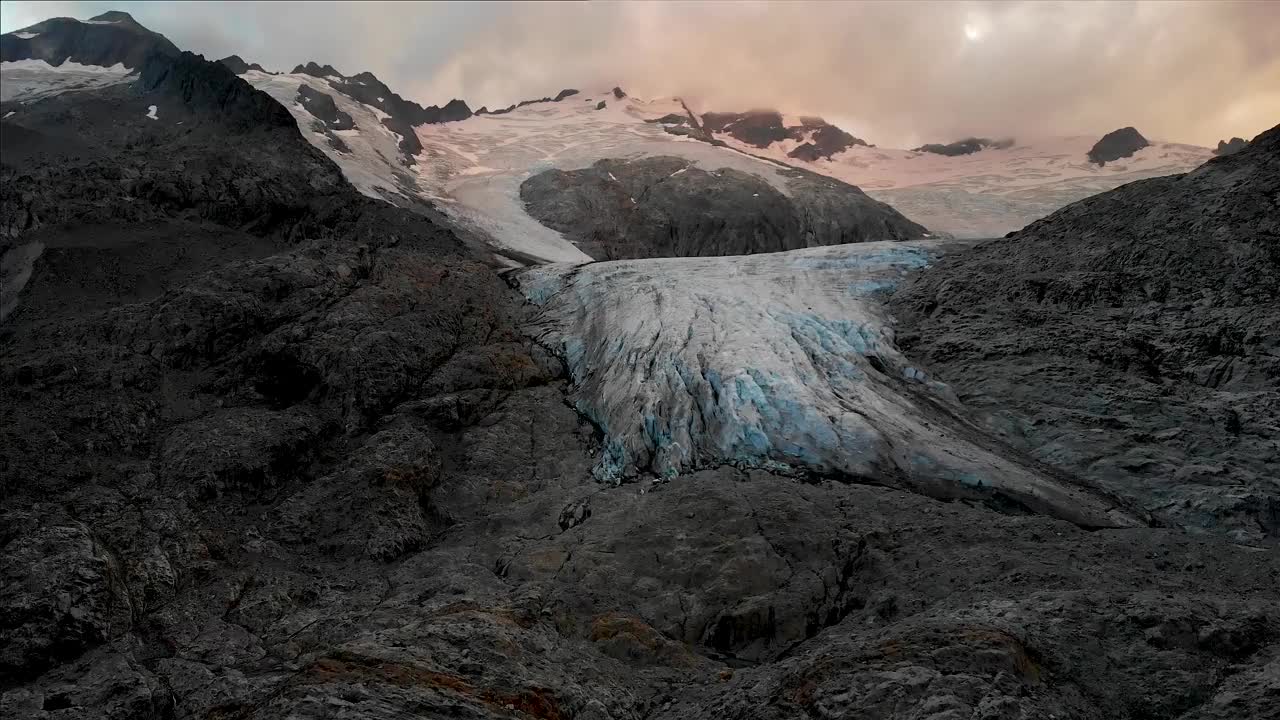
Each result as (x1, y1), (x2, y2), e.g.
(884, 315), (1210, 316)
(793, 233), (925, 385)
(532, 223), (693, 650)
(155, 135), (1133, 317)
(519, 156), (926, 260)
(890, 123), (1280, 543)
(295, 84), (354, 131)
(1087, 126), (1149, 165)
(913, 137), (1015, 156)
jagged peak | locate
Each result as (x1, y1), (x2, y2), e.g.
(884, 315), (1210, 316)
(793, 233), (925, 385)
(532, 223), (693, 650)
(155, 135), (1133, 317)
(87, 10), (138, 24)
(292, 61), (343, 78)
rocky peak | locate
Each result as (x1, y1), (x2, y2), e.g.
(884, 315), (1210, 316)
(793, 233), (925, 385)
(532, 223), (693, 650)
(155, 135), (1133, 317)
(217, 54), (267, 75)
(1, 10), (179, 68)
(698, 110), (868, 159)
(789, 124), (870, 162)
(1214, 137), (1249, 156)
(1087, 126), (1149, 165)
(291, 61), (342, 78)
(86, 10), (140, 25)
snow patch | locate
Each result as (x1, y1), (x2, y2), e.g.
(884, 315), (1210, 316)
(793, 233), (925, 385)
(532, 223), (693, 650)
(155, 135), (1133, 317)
(3, 111), (14, 119)
(145, 104), (158, 120)
(11, 31), (39, 39)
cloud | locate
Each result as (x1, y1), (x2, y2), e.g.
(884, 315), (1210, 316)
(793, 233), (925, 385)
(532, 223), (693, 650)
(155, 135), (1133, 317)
(3, 0), (1277, 146)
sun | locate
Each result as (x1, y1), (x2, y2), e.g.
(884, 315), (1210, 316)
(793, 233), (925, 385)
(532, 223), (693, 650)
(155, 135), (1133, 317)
(963, 23), (983, 42)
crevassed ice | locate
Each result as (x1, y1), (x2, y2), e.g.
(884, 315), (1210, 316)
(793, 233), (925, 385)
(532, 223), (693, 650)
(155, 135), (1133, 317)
(516, 241), (1140, 528)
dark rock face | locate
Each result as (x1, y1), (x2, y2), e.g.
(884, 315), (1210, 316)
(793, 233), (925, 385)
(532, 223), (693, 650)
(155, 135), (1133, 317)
(789, 124), (869, 161)
(1, 11), (179, 69)
(481, 88), (583, 116)
(595, 100), (606, 110)
(1087, 126), (1149, 164)
(296, 84), (355, 130)
(1215, 136), (1249, 156)
(139, 51), (295, 132)
(702, 110), (790, 147)
(645, 113), (689, 126)
(612, 86), (627, 99)
(217, 54), (266, 74)
(520, 156), (927, 259)
(701, 111), (868, 159)
(914, 137), (1015, 156)
(890, 123), (1280, 542)
(290, 60), (341, 78)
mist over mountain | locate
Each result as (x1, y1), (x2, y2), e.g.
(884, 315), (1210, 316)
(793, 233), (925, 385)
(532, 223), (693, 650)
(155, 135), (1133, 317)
(2, 0), (1275, 147)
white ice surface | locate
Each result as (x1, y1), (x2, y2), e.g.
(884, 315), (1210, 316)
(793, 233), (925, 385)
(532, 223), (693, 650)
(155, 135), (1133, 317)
(0, 59), (132, 102)
(515, 241), (1140, 528)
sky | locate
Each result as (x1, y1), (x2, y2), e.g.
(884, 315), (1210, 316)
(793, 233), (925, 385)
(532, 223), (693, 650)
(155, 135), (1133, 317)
(2, 0), (1277, 148)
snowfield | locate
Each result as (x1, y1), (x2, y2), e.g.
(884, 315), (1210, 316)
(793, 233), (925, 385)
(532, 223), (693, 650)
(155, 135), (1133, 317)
(713, 133), (1214, 237)
(0, 59), (133, 102)
(513, 241), (1142, 528)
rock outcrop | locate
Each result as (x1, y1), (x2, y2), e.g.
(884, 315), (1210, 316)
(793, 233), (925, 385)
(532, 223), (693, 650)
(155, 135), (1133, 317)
(789, 124), (869, 161)
(1215, 136), (1249, 156)
(520, 156), (927, 259)
(914, 137), (1015, 156)
(1086, 126), (1149, 164)
(296, 84), (355, 130)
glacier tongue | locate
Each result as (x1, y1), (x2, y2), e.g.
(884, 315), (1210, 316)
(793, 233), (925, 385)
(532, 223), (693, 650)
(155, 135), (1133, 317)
(516, 241), (1141, 528)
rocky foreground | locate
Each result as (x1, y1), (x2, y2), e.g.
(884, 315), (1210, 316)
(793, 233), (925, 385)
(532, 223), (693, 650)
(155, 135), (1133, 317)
(2, 47), (1279, 720)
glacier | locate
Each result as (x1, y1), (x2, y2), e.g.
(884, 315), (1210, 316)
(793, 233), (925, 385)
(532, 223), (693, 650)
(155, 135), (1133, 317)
(515, 240), (1142, 528)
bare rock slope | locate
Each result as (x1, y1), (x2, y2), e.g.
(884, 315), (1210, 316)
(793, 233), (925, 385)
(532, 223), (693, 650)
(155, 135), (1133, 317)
(891, 123), (1280, 543)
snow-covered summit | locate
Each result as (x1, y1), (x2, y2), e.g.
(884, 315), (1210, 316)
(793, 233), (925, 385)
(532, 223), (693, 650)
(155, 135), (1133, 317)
(702, 121), (1214, 237)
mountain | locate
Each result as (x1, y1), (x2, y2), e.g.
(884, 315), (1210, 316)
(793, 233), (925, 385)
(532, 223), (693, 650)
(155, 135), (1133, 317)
(216, 54), (266, 74)
(0, 11), (178, 68)
(228, 61), (472, 162)
(237, 77), (928, 264)
(3, 10), (1278, 720)
(698, 120), (1213, 238)
(1086, 125), (1149, 164)
(1215, 136), (1249, 156)
(890, 122), (1280, 541)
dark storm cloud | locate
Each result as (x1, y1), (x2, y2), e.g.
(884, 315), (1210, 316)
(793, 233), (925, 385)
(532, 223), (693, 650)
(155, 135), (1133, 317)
(4, 0), (1276, 146)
